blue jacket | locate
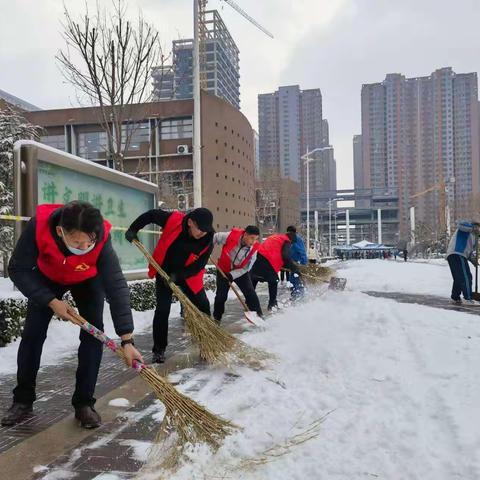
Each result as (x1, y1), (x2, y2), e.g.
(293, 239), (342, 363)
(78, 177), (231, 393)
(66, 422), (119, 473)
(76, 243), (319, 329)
(447, 220), (477, 259)
(291, 235), (308, 265)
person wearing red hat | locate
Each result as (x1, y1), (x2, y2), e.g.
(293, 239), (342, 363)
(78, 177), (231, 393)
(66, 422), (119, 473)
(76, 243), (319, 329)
(126, 207), (214, 363)
(2, 201), (143, 429)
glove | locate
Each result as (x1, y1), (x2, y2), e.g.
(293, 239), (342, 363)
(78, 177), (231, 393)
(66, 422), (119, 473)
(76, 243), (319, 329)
(226, 273), (234, 283)
(125, 230), (138, 243)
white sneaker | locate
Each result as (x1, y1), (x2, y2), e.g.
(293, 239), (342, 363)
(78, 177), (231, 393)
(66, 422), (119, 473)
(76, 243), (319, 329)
(463, 299), (480, 306)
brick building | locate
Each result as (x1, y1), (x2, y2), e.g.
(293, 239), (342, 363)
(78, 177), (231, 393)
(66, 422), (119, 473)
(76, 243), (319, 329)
(24, 91), (256, 231)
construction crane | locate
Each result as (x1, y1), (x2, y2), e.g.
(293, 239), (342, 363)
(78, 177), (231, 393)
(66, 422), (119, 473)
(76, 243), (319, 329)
(220, 0), (274, 38)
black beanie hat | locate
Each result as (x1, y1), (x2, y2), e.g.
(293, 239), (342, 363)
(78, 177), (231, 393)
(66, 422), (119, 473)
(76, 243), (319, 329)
(188, 207), (214, 233)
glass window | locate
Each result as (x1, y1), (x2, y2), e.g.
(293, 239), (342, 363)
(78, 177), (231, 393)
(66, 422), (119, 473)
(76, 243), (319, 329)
(40, 134), (65, 151)
(77, 131), (107, 160)
(160, 117), (193, 140)
(121, 121), (150, 151)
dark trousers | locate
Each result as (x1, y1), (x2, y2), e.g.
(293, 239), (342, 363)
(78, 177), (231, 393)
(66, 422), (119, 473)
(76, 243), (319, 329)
(14, 276), (105, 408)
(213, 271), (263, 322)
(280, 270), (290, 282)
(448, 254), (473, 301)
(251, 256), (279, 307)
(153, 275), (210, 353)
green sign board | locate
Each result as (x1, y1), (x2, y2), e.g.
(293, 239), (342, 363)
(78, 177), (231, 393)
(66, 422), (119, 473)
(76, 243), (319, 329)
(37, 160), (156, 272)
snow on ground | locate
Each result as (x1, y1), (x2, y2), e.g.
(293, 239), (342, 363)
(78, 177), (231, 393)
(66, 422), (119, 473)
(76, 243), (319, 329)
(338, 258), (458, 296)
(136, 261), (480, 479)
(0, 277), (24, 299)
(108, 398), (130, 408)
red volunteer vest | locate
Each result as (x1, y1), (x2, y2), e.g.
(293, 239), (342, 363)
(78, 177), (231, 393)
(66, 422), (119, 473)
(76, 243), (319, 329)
(258, 234), (290, 273)
(36, 204), (111, 286)
(148, 211), (208, 294)
(217, 228), (259, 274)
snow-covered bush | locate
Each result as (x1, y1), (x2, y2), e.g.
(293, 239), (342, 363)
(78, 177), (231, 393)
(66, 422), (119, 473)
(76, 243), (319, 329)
(0, 298), (27, 347)
(0, 276), (217, 346)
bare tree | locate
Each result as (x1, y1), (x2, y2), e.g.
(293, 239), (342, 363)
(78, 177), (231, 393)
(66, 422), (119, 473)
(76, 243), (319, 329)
(56, 0), (164, 171)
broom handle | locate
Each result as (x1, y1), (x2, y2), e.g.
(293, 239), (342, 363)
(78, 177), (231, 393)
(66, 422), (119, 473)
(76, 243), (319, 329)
(210, 257), (250, 312)
(67, 309), (144, 372)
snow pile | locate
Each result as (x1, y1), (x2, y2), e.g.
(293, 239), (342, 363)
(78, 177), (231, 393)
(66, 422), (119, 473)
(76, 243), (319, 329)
(338, 258), (455, 296)
(108, 398), (130, 408)
(139, 285), (480, 479)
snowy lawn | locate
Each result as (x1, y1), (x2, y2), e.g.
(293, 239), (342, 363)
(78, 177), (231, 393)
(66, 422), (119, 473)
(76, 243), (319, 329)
(337, 258), (459, 296)
(136, 264), (480, 479)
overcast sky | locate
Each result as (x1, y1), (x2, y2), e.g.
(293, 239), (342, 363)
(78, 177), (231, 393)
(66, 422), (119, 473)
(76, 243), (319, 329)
(1, 0), (480, 188)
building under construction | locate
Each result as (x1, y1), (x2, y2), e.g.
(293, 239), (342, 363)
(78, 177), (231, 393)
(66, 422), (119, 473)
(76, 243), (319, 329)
(152, 10), (240, 110)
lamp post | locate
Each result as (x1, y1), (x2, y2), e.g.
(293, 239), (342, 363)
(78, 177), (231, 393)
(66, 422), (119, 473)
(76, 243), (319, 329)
(301, 146), (333, 256)
(327, 197), (344, 256)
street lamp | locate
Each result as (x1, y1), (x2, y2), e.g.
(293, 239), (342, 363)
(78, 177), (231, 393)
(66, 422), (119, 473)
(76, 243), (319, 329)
(301, 146), (334, 256)
(327, 197), (344, 257)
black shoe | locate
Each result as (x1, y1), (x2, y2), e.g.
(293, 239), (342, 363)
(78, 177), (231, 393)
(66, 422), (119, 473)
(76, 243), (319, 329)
(152, 350), (166, 364)
(75, 406), (101, 429)
(1, 402), (33, 426)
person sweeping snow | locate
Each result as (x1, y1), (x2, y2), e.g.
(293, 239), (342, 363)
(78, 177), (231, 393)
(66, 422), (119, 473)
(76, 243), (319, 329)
(212, 225), (263, 324)
(446, 219), (480, 306)
(125, 207), (214, 363)
(286, 225), (307, 300)
(251, 231), (301, 311)
(2, 201), (143, 429)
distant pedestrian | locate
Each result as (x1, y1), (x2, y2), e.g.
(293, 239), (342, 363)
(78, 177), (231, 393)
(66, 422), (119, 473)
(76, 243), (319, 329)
(403, 249), (408, 262)
(446, 220), (480, 306)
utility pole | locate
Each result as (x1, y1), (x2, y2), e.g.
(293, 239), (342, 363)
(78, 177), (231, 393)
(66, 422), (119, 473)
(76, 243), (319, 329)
(192, 0), (202, 207)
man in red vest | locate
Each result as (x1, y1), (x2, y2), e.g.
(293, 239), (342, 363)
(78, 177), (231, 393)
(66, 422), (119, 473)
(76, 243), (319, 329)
(213, 225), (262, 323)
(125, 207), (214, 363)
(251, 231), (300, 311)
(1, 201), (143, 429)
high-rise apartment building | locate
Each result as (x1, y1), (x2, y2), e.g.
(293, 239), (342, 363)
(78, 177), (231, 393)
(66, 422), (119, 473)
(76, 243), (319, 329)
(152, 10), (240, 110)
(258, 85), (336, 208)
(360, 67), (480, 236)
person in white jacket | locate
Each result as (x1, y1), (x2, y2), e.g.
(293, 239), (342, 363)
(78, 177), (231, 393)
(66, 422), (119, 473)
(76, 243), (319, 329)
(212, 226), (262, 323)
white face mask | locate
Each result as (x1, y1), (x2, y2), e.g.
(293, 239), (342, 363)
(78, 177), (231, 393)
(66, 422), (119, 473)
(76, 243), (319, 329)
(60, 227), (96, 256)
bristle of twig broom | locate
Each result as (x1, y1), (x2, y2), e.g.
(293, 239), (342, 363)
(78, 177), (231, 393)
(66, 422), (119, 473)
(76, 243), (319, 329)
(292, 264), (333, 285)
(67, 310), (237, 450)
(133, 239), (271, 369)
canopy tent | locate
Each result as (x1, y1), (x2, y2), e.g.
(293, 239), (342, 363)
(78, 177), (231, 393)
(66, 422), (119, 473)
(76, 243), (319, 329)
(334, 240), (396, 252)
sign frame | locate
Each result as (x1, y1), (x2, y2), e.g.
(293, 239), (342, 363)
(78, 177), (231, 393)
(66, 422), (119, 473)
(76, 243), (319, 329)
(13, 140), (158, 280)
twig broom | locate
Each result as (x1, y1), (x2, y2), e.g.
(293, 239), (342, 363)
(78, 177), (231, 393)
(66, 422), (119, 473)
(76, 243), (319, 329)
(133, 239), (271, 368)
(66, 309), (236, 449)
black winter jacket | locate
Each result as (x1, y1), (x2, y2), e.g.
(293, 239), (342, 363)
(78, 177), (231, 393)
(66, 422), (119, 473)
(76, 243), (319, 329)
(128, 209), (213, 281)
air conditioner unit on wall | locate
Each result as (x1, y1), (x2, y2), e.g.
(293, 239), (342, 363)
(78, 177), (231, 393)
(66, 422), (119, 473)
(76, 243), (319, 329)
(177, 145), (189, 154)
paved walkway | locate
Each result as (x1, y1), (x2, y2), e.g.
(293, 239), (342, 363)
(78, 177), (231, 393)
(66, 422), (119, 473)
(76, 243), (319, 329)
(364, 291), (480, 315)
(0, 285), (282, 479)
